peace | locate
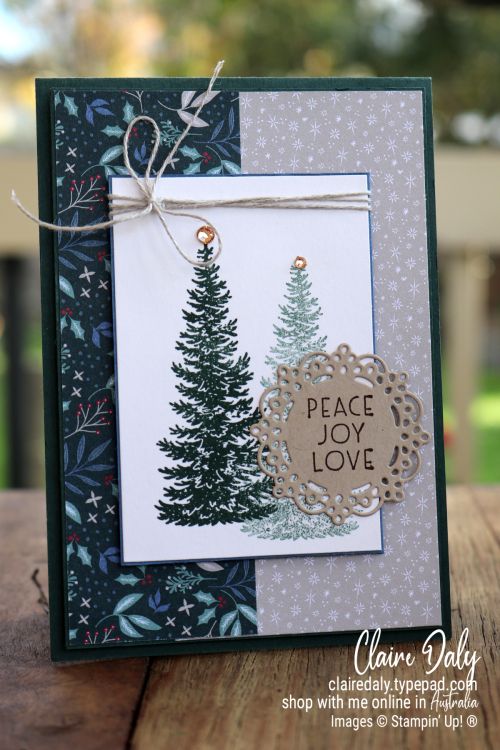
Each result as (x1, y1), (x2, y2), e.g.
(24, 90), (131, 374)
(307, 394), (374, 419)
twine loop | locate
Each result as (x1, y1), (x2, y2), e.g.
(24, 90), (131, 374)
(111, 111), (224, 268)
(12, 60), (371, 269)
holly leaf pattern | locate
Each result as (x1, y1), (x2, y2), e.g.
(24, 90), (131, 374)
(77, 544), (92, 567)
(193, 591), (217, 606)
(63, 95), (78, 117)
(179, 145), (202, 160)
(53, 87), (255, 650)
(197, 607), (217, 626)
(69, 317), (85, 340)
(123, 101), (135, 123)
(116, 573), (141, 586)
(183, 161), (202, 175)
(102, 125), (125, 138)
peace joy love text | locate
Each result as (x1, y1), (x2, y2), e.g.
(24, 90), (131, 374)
(307, 394), (375, 473)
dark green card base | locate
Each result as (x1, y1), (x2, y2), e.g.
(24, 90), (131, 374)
(36, 75), (450, 663)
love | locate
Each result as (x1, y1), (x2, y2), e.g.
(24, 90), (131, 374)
(312, 448), (374, 473)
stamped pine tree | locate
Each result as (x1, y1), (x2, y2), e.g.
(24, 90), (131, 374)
(156, 245), (271, 526)
(262, 263), (328, 387)
(245, 261), (358, 540)
(241, 499), (358, 540)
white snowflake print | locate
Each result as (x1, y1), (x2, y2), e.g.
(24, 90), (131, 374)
(241, 89), (440, 635)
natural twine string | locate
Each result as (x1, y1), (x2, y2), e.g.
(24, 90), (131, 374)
(11, 60), (371, 269)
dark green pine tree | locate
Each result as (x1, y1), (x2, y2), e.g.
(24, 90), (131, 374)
(156, 245), (271, 526)
(262, 264), (328, 387)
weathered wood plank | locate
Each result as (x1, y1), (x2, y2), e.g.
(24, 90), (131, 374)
(1, 487), (497, 749)
(131, 486), (499, 750)
(0, 491), (147, 750)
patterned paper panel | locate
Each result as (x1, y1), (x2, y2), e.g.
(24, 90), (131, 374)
(53, 89), (260, 647)
(240, 90), (442, 634)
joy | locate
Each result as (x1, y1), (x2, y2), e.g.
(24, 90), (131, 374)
(317, 421), (366, 446)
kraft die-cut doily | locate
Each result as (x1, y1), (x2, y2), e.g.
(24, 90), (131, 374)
(251, 344), (430, 525)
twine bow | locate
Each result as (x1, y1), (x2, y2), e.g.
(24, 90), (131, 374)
(12, 61), (226, 269)
(12, 60), (371, 269)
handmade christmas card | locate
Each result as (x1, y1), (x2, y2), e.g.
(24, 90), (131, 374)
(31, 71), (450, 661)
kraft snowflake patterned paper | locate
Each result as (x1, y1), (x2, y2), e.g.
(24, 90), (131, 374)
(240, 89), (444, 634)
(40, 77), (448, 660)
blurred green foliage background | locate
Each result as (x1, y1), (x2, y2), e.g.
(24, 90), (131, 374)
(3, 0), (500, 145)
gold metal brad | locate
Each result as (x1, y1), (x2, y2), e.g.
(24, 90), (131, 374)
(294, 256), (307, 270)
(196, 224), (216, 246)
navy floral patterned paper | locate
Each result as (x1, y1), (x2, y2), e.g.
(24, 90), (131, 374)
(52, 87), (258, 648)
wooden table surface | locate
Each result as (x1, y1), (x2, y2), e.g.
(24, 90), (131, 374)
(0, 487), (498, 750)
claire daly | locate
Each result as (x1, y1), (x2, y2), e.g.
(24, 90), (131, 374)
(353, 627), (481, 688)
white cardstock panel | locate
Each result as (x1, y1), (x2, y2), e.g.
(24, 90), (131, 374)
(112, 173), (381, 564)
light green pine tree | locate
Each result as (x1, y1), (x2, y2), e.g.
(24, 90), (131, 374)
(262, 264), (327, 387)
(241, 501), (358, 540)
(245, 263), (358, 541)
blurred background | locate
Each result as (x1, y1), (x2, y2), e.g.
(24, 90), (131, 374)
(0, 0), (499, 487)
